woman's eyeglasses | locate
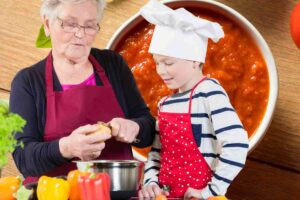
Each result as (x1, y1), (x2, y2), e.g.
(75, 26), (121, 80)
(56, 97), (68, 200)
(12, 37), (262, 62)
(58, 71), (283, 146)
(57, 17), (100, 36)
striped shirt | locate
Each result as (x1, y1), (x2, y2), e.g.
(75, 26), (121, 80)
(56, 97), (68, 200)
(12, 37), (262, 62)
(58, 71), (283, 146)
(143, 78), (249, 198)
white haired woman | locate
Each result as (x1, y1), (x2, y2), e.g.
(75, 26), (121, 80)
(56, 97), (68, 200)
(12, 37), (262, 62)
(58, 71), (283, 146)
(10, 0), (155, 184)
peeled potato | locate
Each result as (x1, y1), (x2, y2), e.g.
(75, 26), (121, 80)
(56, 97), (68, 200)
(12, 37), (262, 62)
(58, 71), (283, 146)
(89, 122), (112, 135)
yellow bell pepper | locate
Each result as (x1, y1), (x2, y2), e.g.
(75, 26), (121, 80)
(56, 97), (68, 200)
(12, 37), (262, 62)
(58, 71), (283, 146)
(0, 176), (21, 200)
(37, 176), (70, 200)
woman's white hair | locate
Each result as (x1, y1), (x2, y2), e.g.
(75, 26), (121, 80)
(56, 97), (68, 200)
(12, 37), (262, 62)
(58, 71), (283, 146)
(40, 0), (106, 21)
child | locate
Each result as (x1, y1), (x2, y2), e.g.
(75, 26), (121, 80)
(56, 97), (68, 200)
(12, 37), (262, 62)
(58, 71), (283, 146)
(138, 1), (249, 199)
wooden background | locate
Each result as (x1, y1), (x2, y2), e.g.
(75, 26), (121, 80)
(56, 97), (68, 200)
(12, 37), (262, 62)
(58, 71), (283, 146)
(0, 0), (300, 199)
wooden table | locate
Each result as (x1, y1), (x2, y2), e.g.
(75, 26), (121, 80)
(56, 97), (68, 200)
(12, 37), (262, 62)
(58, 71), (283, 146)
(1, 0), (300, 199)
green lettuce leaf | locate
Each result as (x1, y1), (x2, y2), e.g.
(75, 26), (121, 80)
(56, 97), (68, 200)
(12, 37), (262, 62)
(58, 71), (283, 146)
(0, 101), (26, 169)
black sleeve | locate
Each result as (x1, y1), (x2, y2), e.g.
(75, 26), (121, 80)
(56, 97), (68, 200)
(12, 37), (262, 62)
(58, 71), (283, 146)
(10, 69), (68, 177)
(116, 53), (155, 148)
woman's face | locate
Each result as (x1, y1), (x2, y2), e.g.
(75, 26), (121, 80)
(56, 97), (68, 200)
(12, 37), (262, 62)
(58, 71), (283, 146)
(153, 54), (201, 92)
(44, 0), (99, 62)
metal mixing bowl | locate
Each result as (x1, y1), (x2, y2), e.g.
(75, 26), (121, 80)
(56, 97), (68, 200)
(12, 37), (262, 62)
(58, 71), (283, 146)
(76, 160), (144, 192)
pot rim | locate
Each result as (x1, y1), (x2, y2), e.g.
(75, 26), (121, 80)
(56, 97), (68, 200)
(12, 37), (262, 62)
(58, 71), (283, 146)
(74, 160), (143, 167)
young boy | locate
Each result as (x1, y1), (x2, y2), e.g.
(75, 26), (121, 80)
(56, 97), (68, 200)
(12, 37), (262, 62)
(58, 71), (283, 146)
(138, 1), (249, 199)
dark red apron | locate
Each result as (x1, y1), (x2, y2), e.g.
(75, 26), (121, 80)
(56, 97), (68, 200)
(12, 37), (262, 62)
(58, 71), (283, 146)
(158, 77), (212, 198)
(24, 52), (132, 184)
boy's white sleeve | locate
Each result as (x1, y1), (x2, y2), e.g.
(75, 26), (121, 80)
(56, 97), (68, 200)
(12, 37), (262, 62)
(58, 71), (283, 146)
(143, 132), (162, 186)
(200, 82), (249, 198)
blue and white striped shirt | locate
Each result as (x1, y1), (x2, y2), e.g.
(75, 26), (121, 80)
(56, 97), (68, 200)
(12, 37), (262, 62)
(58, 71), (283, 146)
(143, 78), (249, 198)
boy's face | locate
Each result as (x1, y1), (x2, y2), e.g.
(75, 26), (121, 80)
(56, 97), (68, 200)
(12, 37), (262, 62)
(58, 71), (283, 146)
(153, 54), (201, 92)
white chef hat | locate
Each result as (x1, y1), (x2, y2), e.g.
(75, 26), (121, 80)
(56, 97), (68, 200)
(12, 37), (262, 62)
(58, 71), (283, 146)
(140, 0), (224, 62)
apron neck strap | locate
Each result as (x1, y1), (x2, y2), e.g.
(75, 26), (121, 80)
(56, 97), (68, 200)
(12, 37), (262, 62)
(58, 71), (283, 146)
(188, 76), (207, 114)
(88, 54), (110, 86)
(45, 52), (54, 95)
(158, 96), (170, 112)
(45, 52), (111, 95)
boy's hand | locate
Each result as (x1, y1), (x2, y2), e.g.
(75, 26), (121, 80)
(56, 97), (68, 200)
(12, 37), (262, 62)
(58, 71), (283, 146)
(184, 187), (203, 200)
(138, 184), (169, 199)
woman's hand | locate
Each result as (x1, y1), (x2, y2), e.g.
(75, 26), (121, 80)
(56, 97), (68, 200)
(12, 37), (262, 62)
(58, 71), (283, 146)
(138, 184), (169, 199)
(184, 187), (203, 200)
(59, 124), (111, 161)
(109, 118), (140, 143)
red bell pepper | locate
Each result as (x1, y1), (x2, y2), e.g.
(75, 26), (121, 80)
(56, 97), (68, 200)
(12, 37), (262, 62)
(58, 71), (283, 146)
(78, 173), (110, 200)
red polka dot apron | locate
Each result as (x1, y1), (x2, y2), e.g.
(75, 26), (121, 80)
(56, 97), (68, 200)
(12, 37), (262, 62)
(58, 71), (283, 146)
(158, 77), (212, 198)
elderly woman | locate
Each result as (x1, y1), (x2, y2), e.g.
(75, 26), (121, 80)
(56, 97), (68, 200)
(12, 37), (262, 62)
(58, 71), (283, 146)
(9, 0), (155, 184)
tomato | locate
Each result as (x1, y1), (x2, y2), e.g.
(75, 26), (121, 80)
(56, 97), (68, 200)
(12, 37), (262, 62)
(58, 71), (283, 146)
(155, 194), (168, 200)
(290, 1), (300, 49)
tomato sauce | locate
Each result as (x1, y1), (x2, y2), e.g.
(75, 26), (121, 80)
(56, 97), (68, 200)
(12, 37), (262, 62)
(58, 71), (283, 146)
(116, 9), (269, 157)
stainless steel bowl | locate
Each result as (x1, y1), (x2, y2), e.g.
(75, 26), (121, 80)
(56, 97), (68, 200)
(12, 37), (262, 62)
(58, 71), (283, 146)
(76, 160), (144, 192)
